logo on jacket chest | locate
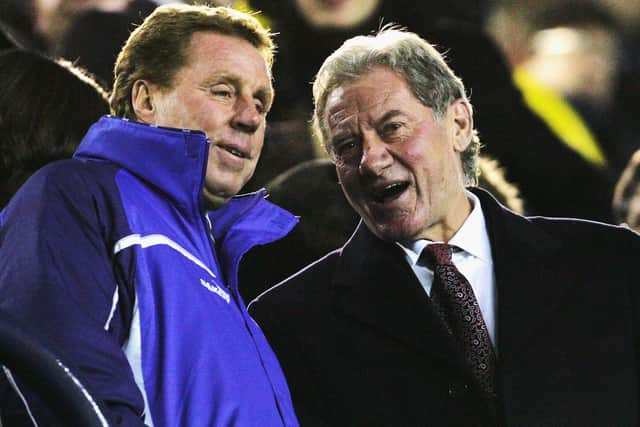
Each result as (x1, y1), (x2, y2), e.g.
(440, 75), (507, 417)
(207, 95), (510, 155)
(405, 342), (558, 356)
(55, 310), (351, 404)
(199, 278), (231, 303)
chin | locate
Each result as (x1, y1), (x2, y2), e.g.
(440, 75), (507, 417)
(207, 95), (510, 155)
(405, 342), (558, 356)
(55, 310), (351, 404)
(206, 180), (243, 198)
(363, 209), (423, 241)
(366, 220), (415, 243)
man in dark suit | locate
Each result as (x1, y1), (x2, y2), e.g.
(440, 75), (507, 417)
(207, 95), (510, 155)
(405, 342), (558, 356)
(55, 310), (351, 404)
(249, 27), (640, 426)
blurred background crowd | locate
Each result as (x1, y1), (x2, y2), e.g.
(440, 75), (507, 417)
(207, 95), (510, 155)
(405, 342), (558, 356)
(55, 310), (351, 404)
(2, 0), (640, 297)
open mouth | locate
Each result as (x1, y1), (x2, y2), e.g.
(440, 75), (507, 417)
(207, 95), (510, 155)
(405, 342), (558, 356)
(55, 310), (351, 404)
(372, 182), (409, 203)
(219, 144), (248, 159)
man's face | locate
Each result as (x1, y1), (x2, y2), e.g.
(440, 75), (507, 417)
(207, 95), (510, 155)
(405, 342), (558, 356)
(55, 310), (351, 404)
(325, 67), (472, 243)
(148, 32), (273, 209)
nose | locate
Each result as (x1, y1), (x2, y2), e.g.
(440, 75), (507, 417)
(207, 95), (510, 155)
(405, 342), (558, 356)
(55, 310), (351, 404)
(231, 95), (261, 134)
(359, 132), (392, 176)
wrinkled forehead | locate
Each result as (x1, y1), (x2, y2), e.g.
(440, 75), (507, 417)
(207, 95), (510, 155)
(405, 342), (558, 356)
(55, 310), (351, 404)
(325, 84), (396, 132)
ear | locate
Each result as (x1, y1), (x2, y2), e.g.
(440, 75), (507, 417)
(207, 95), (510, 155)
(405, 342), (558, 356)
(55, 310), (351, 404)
(131, 79), (158, 124)
(449, 98), (473, 153)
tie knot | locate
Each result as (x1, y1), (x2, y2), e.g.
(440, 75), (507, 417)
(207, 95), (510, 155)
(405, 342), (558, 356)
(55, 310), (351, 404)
(422, 243), (454, 267)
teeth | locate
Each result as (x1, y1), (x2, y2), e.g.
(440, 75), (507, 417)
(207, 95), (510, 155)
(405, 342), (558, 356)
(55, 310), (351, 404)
(374, 182), (409, 203)
(224, 146), (245, 158)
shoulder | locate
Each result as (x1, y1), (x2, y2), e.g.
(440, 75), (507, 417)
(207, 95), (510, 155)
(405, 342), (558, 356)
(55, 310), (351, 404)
(513, 215), (640, 268)
(475, 187), (639, 251)
(18, 158), (119, 195)
(7, 158), (121, 213)
(529, 216), (639, 246)
(2, 158), (127, 237)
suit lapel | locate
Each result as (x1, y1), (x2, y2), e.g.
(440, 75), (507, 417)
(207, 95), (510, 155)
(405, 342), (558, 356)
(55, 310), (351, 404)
(331, 221), (467, 371)
(472, 188), (569, 357)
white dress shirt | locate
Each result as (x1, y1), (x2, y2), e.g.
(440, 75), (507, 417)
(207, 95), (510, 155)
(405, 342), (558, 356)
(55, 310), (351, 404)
(397, 191), (497, 349)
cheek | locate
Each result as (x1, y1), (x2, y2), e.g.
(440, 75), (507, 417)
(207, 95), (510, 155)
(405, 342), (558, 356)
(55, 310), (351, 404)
(336, 167), (360, 197)
(402, 125), (439, 163)
(249, 126), (266, 158)
(403, 144), (425, 166)
(336, 164), (355, 184)
(174, 95), (222, 131)
(190, 103), (219, 129)
(402, 136), (435, 185)
(256, 123), (267, 145)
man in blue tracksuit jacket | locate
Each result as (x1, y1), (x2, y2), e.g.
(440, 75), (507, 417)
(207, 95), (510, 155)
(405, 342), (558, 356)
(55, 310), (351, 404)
(0, 4), (299, 426)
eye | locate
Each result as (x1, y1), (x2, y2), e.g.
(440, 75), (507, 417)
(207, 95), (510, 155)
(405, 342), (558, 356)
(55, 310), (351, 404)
(333, 137), (360, 160)
(210, 84), (235, 99)
(381, 122), (403, 135)
(254, 98), (266, 115)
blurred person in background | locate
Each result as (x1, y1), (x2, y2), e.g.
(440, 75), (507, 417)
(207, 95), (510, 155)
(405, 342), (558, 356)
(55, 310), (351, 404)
(0, 1), (49, 51)
(59, 0), (158, 87)
(488, 0), (640, 183)
(0, 1), (158, 87)
(0, 49), (109, 209)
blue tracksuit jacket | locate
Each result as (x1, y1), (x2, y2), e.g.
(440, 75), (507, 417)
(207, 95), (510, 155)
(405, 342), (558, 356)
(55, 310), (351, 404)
(0, 116), (299, 426)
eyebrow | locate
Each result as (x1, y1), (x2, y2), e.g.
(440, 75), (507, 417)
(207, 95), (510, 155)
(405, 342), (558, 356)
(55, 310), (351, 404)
(330, 130), (356, 145)
(328, 109), (406, 142)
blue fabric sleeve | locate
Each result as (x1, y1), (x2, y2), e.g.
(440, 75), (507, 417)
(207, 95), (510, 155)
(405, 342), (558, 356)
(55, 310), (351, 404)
(0, 162), (146, 426)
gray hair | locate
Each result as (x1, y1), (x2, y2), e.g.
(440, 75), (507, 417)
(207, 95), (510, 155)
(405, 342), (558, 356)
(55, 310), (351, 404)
(312, 27), (480, 185)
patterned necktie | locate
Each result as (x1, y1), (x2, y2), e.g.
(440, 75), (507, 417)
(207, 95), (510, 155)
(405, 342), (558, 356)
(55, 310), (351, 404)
(422, 243), (497, 401)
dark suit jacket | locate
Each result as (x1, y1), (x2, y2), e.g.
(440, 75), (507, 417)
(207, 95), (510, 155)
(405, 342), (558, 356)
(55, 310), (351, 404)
(250, 188), (640, 426)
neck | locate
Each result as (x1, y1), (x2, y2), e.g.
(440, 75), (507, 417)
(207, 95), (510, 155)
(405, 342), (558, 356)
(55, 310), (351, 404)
(425, 190), (473, 243)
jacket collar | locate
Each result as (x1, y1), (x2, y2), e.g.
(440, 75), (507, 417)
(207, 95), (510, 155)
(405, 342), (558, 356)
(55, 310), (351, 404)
(209, 189), (299, 298)
(74, 116), (299, 291)
(74, 116), (209, 214)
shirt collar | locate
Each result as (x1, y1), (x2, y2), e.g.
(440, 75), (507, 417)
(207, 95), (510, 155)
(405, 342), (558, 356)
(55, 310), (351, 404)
(397, 190), (492, 265)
